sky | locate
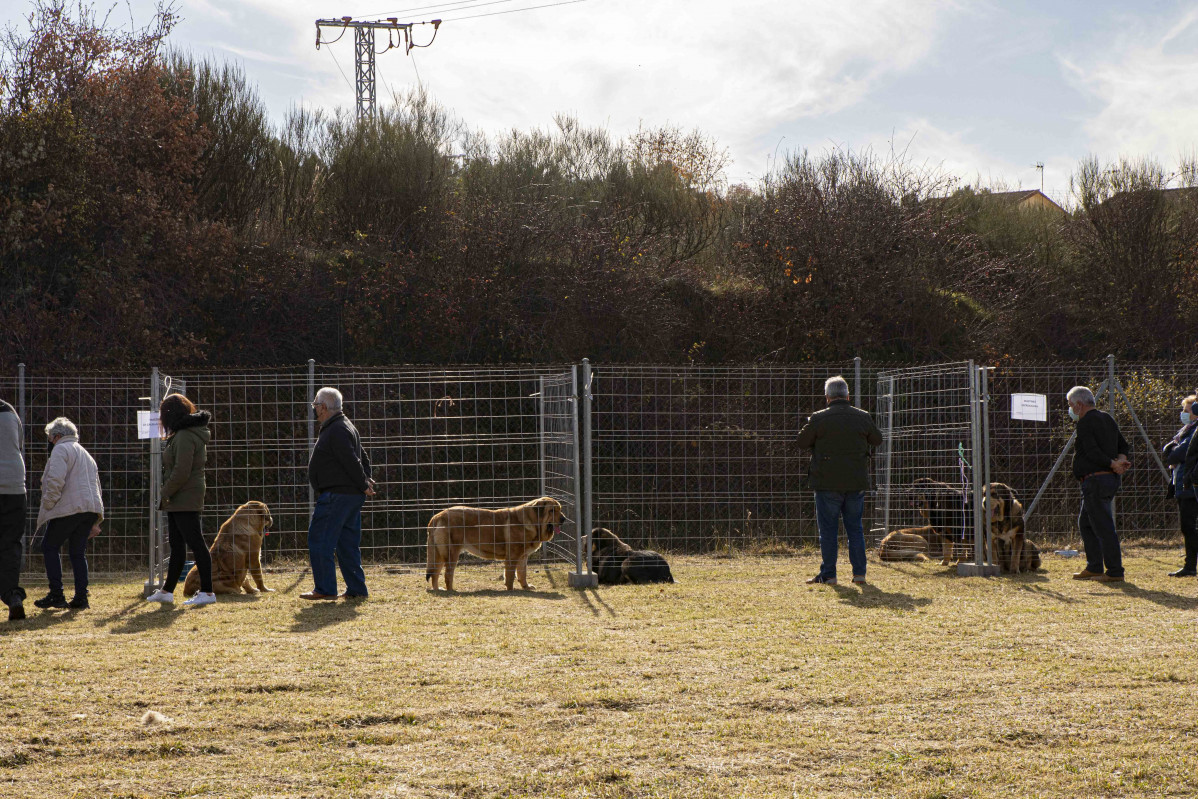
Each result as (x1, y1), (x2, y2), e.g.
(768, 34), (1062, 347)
(9, 0), (1198, 202)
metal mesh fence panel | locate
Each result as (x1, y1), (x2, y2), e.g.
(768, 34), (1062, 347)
(875, 362), (980, 557)
(590, 363), (876, 553)
(4, 356), (1189, 578)
(988, 358), (1196, 542)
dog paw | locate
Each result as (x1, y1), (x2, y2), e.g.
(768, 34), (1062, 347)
(260, 587), (275, 593)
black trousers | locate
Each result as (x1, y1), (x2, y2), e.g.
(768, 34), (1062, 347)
(163, 511), (212, 594)
(1078, 473), (1123, 578)
(0, 493), (26, 606)
(1178, 496), (1198, 571)
(42, 511), (97, 595)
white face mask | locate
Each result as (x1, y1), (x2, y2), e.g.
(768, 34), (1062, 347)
(1068, 406), (1079, 422)
(1184, 411), (1194, 425)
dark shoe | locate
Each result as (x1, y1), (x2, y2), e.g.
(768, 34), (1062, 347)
(1072, 570), (1103, 580)
(68, 594), (89, 610)
(338, 592), (368, 600)
(7, 603), (23, 622)
(300, 591), (338, 601)
(806, 575), (837, 585)
(1097, 574), (1125, 583)
(1168, 568), (1197, 577)
(34, 591), (69, 609)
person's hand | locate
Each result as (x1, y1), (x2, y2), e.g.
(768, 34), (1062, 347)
(89, 524), (101, 539)
(365, 479), (377, 497)
(1111, 455), (1131, 475)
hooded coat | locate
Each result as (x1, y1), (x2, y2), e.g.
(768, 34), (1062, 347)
(160, 411), (211, 512)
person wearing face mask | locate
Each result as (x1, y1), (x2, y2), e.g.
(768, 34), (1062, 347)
(33, 417), (104, 610)
(1172, 395), (1198, 578)
(1067, 385), (1130, 582)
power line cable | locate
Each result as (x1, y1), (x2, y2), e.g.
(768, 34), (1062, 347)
(326, 46), (355, 94)
(361, 0), (519, 19)
(436, 0), (586, 23)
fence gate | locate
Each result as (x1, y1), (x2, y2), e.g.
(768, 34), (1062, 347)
(144, 369), (184, 596)
(876, 361), (998, 575)
(538, 361), (595, 585)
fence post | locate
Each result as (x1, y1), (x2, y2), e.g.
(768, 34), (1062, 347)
(17, 364), (27, 571)
(568, 360), (597, 588)
(308, 359), (316, 517)
(1108, 354), (1117, 525)
(144, 368), (162, 597)
(537, 376), (547, 501)
(881, 375), (895, 537)
(981, 366), (994, 568)
(853, 356), (861, 408)
(959, 362), (998, 576)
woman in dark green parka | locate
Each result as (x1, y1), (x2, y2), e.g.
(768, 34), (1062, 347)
(144, 394), (215, 607)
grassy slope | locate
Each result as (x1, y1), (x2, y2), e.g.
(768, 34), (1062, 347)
(2, 551), (1197, 798)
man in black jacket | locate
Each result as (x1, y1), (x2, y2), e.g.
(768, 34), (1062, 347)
(302, 387), (375, 600)
(1067, 385), (1130, 583)
(797, 376), (883, 586)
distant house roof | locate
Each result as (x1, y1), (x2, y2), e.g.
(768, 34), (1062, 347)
(976, 189), (1066, 215)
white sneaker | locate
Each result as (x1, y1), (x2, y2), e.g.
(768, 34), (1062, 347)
(183, 592), (216, 608)
(145, 589), (174, 604)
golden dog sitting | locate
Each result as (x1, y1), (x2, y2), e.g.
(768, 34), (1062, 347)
(183, 500), (274, 596)
(425, 497), (563, 591)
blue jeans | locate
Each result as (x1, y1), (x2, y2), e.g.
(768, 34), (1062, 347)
(815, 491), (866, 580)
(1079, 473), (1123, 578)
(42, 512), (97, 595)
(308, 492), (367, 596)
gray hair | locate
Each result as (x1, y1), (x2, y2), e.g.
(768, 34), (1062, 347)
(45, 417), (78, 440)
(1066, 385), (1096, 407)
(824, 376), (850, 399)
(314, 387), (343, 412)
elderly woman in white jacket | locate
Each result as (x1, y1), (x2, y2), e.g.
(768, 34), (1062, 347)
(33, 417), (103, 610)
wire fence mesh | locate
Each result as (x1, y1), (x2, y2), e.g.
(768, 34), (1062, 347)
(2, 357), (1191, 581)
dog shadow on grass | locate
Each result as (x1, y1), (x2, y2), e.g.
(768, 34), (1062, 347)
(835, 583), (932, 611)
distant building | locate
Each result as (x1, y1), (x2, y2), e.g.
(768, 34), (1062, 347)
(974, 189), (1066, 215)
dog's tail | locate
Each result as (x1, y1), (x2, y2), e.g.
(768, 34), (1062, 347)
(425, 513), (444, 583)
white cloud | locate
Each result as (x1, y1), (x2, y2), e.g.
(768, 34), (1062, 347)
(1064, 7), (1198, 164)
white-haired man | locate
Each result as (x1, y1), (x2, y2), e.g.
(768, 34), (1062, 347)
(797, 376), (883, 586)
(1067, 385), (1130, 583)
(303, 387), (375, 600)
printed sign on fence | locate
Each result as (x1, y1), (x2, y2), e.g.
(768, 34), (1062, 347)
(137, 411), (162, 439)
(1011, 393), (1048, 422)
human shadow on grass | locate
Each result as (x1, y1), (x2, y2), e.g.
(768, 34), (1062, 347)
(1014, 582), (1081, 604)
(428, 587), (566, 600)
(92, 598), (146, 627)
(835, 583), (932, 611)
(290, 602), (362, 633)
(109, 605), (183, 635)
(1106, 581), (1195, 610)
(5, 606), (92, 631)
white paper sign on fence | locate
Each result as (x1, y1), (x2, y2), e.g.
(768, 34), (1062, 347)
(1011, 393), (1048, 422)
(137, 411), (162, 439)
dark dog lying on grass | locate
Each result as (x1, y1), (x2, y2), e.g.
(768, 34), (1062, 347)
(590, 528), (675, 585)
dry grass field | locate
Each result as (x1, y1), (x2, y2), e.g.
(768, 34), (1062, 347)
(2, 548), (1197, 798)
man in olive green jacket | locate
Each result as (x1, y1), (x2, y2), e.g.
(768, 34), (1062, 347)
(796, 376), (883, 585)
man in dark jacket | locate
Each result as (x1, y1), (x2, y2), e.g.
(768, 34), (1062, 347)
(303, 387), (375, 600)
(797, 376), (883, 585)
(1067, 385), (1130, 583)
(0, 399), (26, 621)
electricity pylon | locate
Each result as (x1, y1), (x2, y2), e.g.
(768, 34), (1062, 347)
(316, 16), (441, 119)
